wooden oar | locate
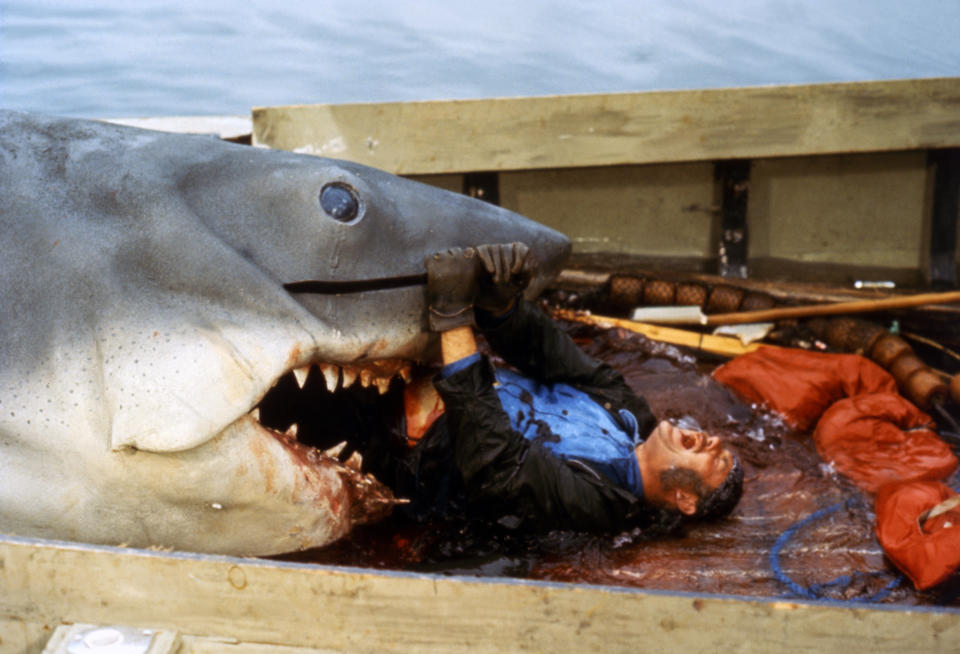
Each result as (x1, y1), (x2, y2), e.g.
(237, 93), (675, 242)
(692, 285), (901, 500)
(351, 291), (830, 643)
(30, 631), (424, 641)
(551, 308), (772, 357)
(705, 290), (960, 326)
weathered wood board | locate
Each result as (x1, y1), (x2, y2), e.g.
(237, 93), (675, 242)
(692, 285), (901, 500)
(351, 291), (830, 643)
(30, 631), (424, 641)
(252, 78), (960, 175)
(2, 535), (958, 654)
(499, 163), (717, 258)
(748, 151), (931, 270)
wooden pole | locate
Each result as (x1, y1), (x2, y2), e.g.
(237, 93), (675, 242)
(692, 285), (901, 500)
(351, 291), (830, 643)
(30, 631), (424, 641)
(704, 290), (960, 326)
(551, 308), (771, 357)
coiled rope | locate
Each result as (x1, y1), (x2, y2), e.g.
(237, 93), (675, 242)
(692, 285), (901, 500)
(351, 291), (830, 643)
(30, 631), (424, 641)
(769, 498), (901, 602)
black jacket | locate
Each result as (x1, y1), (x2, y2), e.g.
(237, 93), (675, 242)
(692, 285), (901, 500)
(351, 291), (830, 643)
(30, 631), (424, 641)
(369, 301), (659, 531)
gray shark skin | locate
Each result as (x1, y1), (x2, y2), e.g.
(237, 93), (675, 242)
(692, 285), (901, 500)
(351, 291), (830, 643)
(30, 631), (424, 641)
(0, 110), (570, 556)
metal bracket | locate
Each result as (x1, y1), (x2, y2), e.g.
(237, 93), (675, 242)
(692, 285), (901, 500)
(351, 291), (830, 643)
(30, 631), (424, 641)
(463, 172), (500, 205)
(929, 149), (960, 288)
(716, 160), (751, 279)
(43, 624), (180, 654)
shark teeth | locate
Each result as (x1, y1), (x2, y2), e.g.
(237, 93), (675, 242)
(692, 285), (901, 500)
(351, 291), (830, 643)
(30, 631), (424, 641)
(341, 366), (359, 389)
(251, 359), (421, 436)
(274, 360), (412, 398)
(319, 363), (340, 392)
(292, 365), (310, 389)
(360, 369), (373, 388)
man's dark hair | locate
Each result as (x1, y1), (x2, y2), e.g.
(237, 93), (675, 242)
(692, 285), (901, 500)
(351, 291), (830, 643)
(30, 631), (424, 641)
(694, 456), (744, 521)
(660, 455), (744, 522)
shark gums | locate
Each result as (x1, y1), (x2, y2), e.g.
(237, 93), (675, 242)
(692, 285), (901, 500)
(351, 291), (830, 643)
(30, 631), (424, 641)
(0, 111), (570, 556)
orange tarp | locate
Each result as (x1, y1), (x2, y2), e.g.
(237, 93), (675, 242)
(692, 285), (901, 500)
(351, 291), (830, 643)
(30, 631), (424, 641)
(713, 348), (897, 431)
(714, 348), (956, 493)
(715, 348), (960, 589)
(876, 481), (960, 590)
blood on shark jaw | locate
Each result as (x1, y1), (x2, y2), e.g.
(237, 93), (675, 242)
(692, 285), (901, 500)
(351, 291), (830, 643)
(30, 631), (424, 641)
(250, 358), (418, 516)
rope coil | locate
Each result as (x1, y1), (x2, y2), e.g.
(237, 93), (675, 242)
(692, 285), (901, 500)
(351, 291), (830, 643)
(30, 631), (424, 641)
(769, 498), (902, 602)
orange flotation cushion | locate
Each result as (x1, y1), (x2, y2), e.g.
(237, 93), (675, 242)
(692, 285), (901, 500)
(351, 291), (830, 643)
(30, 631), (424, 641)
(713, 348), (898, 431)
(813, 393), (957, 493)
(876, 481), (960, 589)
(714, 348), (957, 492)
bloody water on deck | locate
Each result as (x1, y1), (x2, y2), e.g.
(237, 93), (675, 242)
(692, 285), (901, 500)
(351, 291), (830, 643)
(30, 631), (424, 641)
(280, 321), (960, 607)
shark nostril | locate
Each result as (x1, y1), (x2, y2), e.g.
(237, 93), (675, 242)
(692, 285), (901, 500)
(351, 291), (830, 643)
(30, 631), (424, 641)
(320, 183), (361, 223)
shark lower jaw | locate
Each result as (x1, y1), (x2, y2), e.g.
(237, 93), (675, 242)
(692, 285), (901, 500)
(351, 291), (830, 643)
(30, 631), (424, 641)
(235, 357), (425, 520)
(211, 357), (425, 532)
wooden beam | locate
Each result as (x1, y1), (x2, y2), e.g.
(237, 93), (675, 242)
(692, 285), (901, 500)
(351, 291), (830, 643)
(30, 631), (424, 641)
(252, 78), (960, 175)
(2, 536), (958, 653)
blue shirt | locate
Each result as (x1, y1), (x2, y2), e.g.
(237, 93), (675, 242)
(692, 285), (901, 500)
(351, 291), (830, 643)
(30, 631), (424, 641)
(441, 354), (645, 499)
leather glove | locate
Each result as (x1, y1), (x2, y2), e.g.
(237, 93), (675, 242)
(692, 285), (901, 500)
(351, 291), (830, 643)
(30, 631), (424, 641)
(424, 247), (480, 332)
(475, 242), (534, 315)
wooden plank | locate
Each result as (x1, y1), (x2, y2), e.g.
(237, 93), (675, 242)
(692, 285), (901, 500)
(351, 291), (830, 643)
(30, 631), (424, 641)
(748, 151), (929, 270)
(252, 78), (960, 175)
(498, 163), (716, 257)
(2, 536), (958, 653)
(0, 617), (51, 654)
(404, 173), (463, 195)
(180, 635), (342, 654)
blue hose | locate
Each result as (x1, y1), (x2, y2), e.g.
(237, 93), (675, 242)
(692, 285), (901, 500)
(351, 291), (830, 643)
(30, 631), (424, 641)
(769, 498), (902, 602)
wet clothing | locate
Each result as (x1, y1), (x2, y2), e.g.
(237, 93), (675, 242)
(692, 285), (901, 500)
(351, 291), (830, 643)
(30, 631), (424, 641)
(488, 367), (646, 499)
(368, 300), (658, 531)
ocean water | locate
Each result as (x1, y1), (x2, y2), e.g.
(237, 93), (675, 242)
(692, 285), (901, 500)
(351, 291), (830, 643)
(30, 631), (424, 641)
(0, 0), (958, 118)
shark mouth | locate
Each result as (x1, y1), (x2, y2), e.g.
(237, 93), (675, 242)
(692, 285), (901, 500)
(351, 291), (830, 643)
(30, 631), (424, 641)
(241, 358), (421, 527)
(252, 359), (414, 467)
(283, 275), (427, 295)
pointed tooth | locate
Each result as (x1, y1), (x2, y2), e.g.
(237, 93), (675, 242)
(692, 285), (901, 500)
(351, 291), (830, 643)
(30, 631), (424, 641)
(375, 376), (390, 394)
(324, 441), (347, 458)
(292, 365), (310, 389)
(360, 369), (372, 388)
(345, 450), (363, 470)
(250, 407), (261, 422)
(341, 366), (358, 388)
(284, 423), (299, 438)
(319, 363), (340, 392)
(399, 365), (412, 384)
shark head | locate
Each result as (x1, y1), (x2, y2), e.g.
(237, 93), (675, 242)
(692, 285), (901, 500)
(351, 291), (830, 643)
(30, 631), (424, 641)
(0, 110), (570, 555)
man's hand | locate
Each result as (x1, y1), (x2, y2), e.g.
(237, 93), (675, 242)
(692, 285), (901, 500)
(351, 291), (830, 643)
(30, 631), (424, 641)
(424, 247), (480, 332)
(475, 242), (534, 315)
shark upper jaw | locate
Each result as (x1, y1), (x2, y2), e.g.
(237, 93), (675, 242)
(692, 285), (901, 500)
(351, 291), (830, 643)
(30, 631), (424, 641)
(250, 355), (416, 452)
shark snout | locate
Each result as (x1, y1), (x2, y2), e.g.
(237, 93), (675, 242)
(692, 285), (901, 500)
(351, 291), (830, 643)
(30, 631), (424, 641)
(521, 226), (572, 297)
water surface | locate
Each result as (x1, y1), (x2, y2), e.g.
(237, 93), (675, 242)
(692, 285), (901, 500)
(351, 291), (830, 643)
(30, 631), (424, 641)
(1, 0), (958, 117)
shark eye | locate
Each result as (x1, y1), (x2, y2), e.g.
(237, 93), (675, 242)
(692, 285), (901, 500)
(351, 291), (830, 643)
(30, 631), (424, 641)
(319, 183), (360, 223)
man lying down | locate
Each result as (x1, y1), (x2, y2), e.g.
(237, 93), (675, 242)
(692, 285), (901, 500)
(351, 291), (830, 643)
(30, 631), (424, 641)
(360, 243), (744, 534)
